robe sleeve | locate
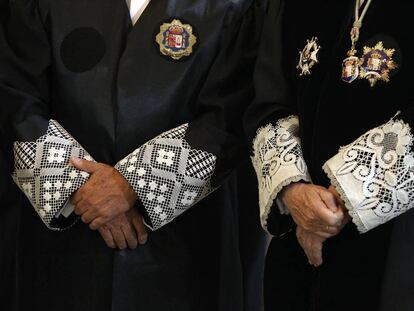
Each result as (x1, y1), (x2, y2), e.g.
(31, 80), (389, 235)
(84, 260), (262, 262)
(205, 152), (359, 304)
(0, 1), (92, 230)
(323, 111), (414, 233)
(244, 0), (311, 234)
(115, 0), (266, 231)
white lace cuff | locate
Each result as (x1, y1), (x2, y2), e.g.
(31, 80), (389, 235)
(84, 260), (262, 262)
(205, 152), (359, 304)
(115, 124), (217, 230)
(252, 116), (311, 230)
(323, 119), (414, 233)
(12, 120), (94, 231)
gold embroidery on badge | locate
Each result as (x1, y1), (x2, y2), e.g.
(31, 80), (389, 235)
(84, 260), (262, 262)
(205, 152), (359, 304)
(155, 19), (197, 60)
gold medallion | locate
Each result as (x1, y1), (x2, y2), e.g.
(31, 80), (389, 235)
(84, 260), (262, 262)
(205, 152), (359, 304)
(155, 19), (197, 60)
(359, 41), (397, 87)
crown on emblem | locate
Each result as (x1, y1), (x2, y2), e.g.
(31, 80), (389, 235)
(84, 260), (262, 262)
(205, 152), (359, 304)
(370, 52), (382, 59)
(169, 25), (184, 35)
(155, 19), (197, 60)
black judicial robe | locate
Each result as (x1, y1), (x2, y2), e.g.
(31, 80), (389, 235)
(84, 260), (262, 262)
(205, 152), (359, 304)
(0, 1), (265, 310)
(0, 3), (19, 310)
(247, 1), (414, 311)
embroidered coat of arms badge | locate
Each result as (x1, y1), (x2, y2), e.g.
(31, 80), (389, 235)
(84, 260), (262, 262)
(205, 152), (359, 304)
(359, 41), (397, 87)
(155, 19), (197, 60)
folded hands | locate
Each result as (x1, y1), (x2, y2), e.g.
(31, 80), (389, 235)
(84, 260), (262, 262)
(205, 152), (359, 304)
(281, 183), (351, 267)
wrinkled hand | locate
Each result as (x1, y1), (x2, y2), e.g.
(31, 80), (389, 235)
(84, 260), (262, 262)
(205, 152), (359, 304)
(281, 183), (344, 238)
(296, 185), (352, 267)
(296, 226), (326, 267)
(98, 208), (148, 249)
(71, 158), (138, 230)
(328, 185), (352, 228)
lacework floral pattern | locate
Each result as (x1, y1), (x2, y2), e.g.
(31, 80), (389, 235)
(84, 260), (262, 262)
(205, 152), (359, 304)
(252, 116), (310, 228)
(12, 120), (93, 230)
(115, 124), (217, 230)
(324, 119), (414, 232)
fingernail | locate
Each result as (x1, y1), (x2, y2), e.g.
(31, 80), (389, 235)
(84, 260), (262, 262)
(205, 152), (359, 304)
(139, 235), (148, 245)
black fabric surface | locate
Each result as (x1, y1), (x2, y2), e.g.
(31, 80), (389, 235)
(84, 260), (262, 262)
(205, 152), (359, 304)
(247, 0), (414, 310)
(0, 4), (19, 310)
(0, 0), (267, 310)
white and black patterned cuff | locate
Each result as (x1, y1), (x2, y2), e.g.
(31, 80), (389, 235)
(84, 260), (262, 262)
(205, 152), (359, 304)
(252, 116), (311, 230)
(323, 119), (414, 233)
(12, 120), (94, 231)
(115, 124), (217, 230)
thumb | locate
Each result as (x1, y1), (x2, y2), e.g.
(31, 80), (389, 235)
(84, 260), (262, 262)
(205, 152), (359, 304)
(319, 189), (339, 213)
(70, 157), (100, 173)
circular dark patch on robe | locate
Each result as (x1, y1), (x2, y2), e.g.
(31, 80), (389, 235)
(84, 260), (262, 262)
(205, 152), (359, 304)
(60, 27), (106, 73)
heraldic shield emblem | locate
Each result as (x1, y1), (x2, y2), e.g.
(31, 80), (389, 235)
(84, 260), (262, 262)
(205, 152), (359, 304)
(360, 41), (397, 87)
(341, 55), (360, 83)
(156, 19), (197, 60)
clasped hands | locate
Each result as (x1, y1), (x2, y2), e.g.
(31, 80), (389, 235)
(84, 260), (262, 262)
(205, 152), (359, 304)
(281, 183), (351, 267)
(70, 158), (148, 250)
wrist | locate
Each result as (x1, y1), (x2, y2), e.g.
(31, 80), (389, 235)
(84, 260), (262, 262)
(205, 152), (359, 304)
(281, 181), (304, 199)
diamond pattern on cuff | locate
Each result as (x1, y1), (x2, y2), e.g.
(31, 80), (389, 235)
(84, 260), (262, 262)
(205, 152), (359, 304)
(12, 120), (94, 231)
(115, 124), (217, 230)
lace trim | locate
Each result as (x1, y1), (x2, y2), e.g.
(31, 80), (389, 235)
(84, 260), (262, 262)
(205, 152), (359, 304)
(259, 174), (308, 232)
(323, 119), (414, 233)
(115, 124), (217, 230)
(252, 116), (311, 230)
(12, 120), (93, 231)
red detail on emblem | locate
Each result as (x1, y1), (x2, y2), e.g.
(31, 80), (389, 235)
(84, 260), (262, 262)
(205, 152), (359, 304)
(166, 25), (186, 49)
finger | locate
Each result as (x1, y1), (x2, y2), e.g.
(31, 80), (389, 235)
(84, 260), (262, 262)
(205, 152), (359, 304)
(81, 209), (99, 224)
(315, 222), (341, 235)
(71, 191), (83, 205)
(70, 157), (100, 174)
(314, 201), (343, 227)
(318, 189), (339, 213)
(121, 224), (138, 249)
(110, 227), (127, 250)
(99, 227), (116, 249)
(89, 217), (106, 231)
(132, 215), (148, 245)
(303, 236), (315, 266)
(310, 240), (323, 267)
(314, 230), (335, 239)
(74, 201), (88, 216)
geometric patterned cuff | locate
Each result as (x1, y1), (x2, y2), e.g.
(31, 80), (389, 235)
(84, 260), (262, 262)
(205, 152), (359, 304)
(12, 120), (94, 231)
(323, 119), (414, 233)
(115, 124), (217, 231)
(252, 116), (311, 231)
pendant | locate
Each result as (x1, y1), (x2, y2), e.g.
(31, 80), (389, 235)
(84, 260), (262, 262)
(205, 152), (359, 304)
(297, 37), (321, 76)
(341, 55), (360, 83)
(155, 19), (197, 61)
(341, 26), (361, 83)
(359, 41), (397, 87)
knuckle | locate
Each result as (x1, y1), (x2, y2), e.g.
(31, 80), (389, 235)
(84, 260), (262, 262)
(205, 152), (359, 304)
(328, 218), (340, 226)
